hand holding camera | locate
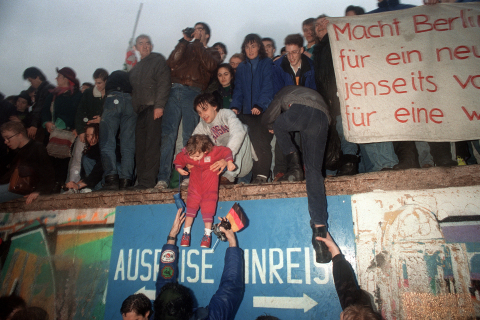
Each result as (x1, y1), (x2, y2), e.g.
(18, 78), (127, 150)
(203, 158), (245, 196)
(182, 27), (195, 41)
(213, 217), (236, 247)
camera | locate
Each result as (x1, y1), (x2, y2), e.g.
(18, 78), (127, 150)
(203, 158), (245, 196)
(182, 27), (195, 37)
(212, 219), (231, 242)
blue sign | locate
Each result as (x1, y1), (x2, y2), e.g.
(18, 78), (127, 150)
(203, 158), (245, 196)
(104, 196), (355, 320)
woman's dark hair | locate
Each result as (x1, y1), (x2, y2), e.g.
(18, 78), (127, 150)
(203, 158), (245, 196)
(185, 134), (213, 155)
(345, 5), (365, 15)
(212, 42), (228, 56)
(194, 93), (220, 112)
(216, 63), (235, 89)
(154, 283), (194, 320)
(120, 293), (152, 317)
(241, 34), (267, 60)
(83, 123), (99, 154)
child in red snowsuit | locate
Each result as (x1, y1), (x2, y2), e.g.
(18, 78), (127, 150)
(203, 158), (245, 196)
(174, 134), (235, 248)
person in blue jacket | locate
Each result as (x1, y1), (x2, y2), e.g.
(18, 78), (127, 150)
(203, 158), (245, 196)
(273, 34), (316, 94)
(368, 0), (415, 13)
(272, 33), (317, 182)
(230, 33), (275, 184)
(154, 209), (244, 320)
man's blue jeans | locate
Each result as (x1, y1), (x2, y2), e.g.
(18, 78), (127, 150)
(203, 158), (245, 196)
(100, 92), (137, 180)
(82, 154), (103, 190)
(158, 84), (200, 183)
(359, 142), (398, 172)
(273, 104), (329, 226)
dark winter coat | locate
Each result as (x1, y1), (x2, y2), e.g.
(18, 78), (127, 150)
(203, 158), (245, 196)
(273, 54), (317, 94)
(230, 56), (275, 114)
(313, 34), (340, 117)
(0, 139), (55, 195)
(41, 90), (82, 130)
(129, 52), (171, 113)
(74, 87), (105, 134)
(369, 0), (415, 13)
(31, 81), (55, 128)
(168, 39), (221, 91)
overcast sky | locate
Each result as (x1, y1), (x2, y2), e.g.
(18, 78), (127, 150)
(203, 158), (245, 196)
(0, 0), (423, 97)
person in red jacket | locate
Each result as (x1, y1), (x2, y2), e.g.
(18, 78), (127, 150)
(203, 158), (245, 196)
(174, 134), (235, 248)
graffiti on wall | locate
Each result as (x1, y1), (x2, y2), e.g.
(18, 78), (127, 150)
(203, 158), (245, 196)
(352, 186), (480, 319)
(0, 208), (115, 320)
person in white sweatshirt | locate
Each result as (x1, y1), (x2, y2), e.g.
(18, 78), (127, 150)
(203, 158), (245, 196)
(192, 93), (257, 184)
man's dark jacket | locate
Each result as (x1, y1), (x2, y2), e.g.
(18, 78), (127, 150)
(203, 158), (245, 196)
(129, 52), (171, 114)
(273, 54), (317, 94)
(31, 81), (55, 128)
(0, 139), (55, 195)
(167, 39), (221, 91)
(313, 34), (340, 118)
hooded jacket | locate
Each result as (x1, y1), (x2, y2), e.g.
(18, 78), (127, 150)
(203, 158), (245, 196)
(230, 57), (274, 114)
(262, 85), (331, 130)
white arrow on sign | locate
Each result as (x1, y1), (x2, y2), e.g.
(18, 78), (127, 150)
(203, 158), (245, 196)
(253, 293), (318, 313)
(135, 286), (156, 300)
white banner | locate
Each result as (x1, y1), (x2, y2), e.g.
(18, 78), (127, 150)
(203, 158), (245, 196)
(328, 3), (480, 143)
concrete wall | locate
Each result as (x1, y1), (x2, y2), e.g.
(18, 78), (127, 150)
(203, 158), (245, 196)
(0, 209), (115, 320)
(1, 167), (479, 319)
(352, 186), (480, 319)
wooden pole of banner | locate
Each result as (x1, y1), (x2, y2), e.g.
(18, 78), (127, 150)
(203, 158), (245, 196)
(129, 3), (144, 48)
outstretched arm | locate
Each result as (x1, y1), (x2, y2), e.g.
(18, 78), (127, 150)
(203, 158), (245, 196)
(317, 233), (361, 311)
(207, 218), (243, 320)
(155, 209), (185, 296)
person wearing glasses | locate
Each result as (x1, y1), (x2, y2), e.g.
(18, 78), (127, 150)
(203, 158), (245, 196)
(273, 33), (317, 93)
(0, 121), (55, 204)
(271, 33), (317, 182)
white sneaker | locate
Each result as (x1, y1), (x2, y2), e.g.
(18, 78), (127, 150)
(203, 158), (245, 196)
(181, 178), (190, 187)
(155, 181), (168, 189)
(79, 188), (92, 194)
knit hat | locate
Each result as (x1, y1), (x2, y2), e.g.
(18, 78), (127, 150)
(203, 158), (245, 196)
(56, 67), (79, 87)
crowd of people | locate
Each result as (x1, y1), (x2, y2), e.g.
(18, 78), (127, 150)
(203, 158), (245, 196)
(1, 0), (479, 206)
(1, 0), (478, 319)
